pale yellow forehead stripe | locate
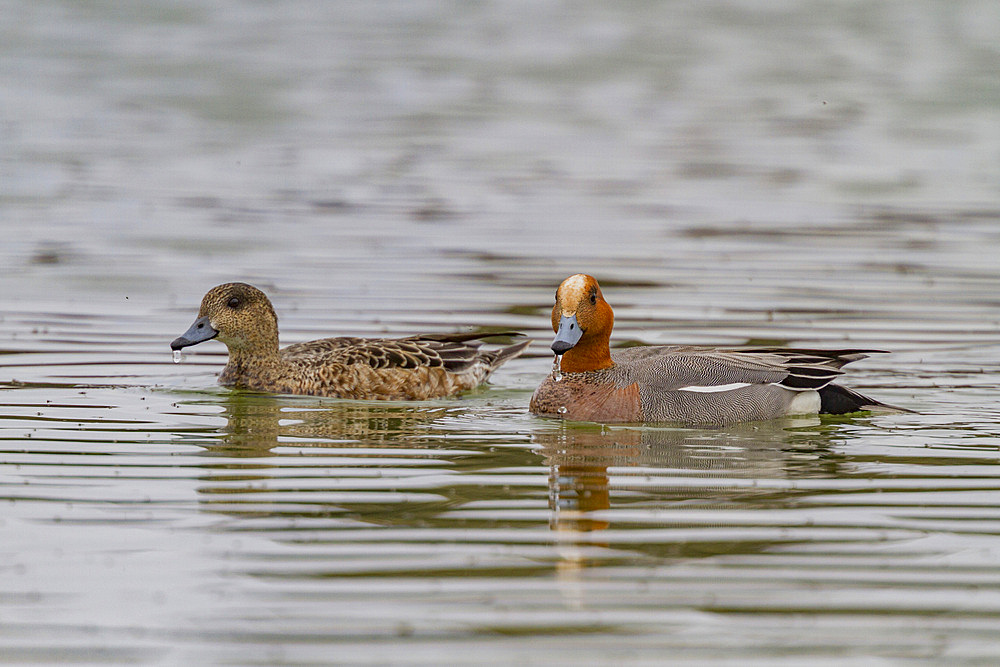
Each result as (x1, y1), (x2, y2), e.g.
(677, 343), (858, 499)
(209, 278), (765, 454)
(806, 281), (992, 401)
(558, 274), (592, 316)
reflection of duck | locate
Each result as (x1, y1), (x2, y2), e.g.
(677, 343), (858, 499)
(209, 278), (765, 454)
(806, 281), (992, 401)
(197, 393), (545, 522)
(212, 393), (450, 454)
(172, 282), (529, 399)
(195, 394), (462, 522)
(531, 274), (908, 424)
(538, 419), (851, 596)
(536, 418), (842, 534)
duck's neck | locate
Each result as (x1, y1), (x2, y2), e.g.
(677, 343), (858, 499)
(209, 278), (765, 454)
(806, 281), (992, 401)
(226, 345), (281, 370)
(219, 347), (281, 387)
(559, 339), (614, 373)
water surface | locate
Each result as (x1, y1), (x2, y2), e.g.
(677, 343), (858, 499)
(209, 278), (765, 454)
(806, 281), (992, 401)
(3, 1), (1000, 664)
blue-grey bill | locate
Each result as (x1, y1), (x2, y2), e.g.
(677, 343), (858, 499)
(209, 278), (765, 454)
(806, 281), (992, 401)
(170, 315), (218, 350)
(551, 313), (583, 354)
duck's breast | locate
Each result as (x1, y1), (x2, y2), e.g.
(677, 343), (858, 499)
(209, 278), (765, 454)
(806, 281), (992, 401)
(530, 370), (642, 422)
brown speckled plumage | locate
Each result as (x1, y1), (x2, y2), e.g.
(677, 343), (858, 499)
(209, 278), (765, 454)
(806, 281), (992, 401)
(530, 274), (908, 425)
(172, 283), (529, 400)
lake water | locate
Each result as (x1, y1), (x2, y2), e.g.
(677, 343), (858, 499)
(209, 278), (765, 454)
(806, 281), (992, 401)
(3, 1), (1000, 664)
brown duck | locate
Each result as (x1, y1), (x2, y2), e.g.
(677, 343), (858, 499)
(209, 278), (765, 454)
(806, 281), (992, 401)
(530, 274), (908, 425)
(171, 283), (529, 400)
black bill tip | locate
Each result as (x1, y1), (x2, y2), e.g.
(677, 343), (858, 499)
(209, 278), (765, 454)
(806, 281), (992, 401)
(551, 340), (575, 354)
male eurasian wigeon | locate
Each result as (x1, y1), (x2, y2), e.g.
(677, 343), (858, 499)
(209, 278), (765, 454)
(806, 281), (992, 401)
(171, 283), (529, 400)
(530, 274), (907, 425)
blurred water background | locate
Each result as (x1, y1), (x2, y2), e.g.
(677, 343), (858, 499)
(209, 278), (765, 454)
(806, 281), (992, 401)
(3, 1), (1000, 664)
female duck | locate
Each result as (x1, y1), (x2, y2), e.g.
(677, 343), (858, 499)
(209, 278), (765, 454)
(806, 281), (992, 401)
(171, 283), (529, 400)
(530, 274), (906, 425)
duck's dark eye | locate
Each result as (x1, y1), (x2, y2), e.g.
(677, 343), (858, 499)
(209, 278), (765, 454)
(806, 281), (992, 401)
(589, 292), (597, 305)
(227, 297), (240, 309)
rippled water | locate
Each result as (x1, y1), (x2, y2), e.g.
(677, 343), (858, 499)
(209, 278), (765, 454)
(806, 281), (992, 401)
(4, 0), (1000, 664)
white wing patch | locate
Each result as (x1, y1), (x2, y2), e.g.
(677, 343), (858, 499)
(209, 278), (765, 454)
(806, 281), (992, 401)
(676, 383), (822, 415)
(677, 382), (753, 393)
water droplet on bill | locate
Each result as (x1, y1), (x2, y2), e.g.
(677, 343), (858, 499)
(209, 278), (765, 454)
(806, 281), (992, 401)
(172, 349), (182, 364)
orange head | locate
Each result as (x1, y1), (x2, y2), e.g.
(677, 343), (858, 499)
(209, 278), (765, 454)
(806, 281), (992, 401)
(549, 274), (615, 373)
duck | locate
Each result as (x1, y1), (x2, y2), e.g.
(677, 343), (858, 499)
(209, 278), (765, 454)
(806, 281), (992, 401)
(171, 282), (530, 400)
(529, 274), (908, 425)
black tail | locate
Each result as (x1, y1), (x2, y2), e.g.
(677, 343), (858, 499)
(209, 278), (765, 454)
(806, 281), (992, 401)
(819, 384), (913, 415)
